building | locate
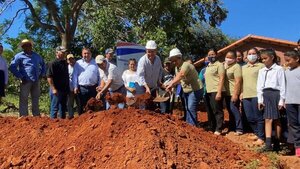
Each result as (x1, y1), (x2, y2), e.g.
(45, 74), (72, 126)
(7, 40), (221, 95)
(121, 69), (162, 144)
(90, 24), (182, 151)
(218, 34), (298, 65)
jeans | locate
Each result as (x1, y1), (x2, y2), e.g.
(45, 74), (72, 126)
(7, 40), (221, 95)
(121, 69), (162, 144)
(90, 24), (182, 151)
(206, 92), (224, 132)
(50, 89), (68, 119)
(78, 85), (97, 115)
(286, 104), (300, 148)
(225, 96), (243, 133)
(106, 85), (126, 109)
(19, 80), (40, 117)
(160, 100), (171, 114)
(67, 91), (80, 118)
(182, 89), (203, 126)
(243, 97), (264, 140)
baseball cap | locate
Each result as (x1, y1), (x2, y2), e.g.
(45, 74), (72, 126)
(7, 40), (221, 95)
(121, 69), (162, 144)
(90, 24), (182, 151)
(95, 55), (106, 64)
(67, 54), (74, 59)
(56, 46), (67, 52)
(105, 48), (114, 54)
(20, 39), (33, 47)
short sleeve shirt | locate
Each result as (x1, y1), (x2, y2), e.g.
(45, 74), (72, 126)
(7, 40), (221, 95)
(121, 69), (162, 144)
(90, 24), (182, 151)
(47, 59), (69, 92)
(225, 63), (242, 96)
(242, 62), (264, 98)
(176, 62), (203, 93)
(205, 61), (225, 93)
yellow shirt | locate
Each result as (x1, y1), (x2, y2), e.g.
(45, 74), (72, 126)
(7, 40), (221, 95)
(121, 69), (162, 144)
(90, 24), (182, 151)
(205, 61), (225, 93)
(176, 62), (203, 93)
(242, 62), (265, 98)
(225, 63), (242, 96)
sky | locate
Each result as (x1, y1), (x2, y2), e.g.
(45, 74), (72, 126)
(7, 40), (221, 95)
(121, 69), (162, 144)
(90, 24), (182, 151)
(0, 0), (300, 49)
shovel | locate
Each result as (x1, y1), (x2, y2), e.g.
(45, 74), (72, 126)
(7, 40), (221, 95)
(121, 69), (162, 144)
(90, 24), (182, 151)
(153, 91), (170, 102)
(126, 97), (137, 106)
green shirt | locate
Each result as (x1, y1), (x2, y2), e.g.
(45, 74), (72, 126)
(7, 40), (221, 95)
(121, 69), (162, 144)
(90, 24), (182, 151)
(176, 62), (203, 93)
(206, 61), (225, 93)
(225, 63), (242, 96)
(242, 62), (265, 98)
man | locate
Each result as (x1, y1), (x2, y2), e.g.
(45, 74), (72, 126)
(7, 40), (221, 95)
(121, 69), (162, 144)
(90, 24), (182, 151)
(66, 54), (79, 119)
(73, 48), (100, 114)
(105, 48), (116, 65)
(47, 46), (69, 119)
(95, 55), (125, 109)
(137, 40), (163, 96)
(9, 39), (46, 117)
(0, 43), (8, 103)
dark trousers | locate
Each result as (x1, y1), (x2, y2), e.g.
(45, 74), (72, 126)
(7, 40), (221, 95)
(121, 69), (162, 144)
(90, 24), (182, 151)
(160, 100), (171, 114)
(50, 90), (68, 119)
(206, 92), (224, 132)
(78, 85), (97, 115)
(225, 96), (243, 132)
(243, 97), (264, 140)
(286, 104), (300, 148)
(203, 94), (214, 131)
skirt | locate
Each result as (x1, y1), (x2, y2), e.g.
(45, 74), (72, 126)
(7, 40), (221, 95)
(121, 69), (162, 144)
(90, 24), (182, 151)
(263, 88), (280, 119)
(0, 70), (5, 97)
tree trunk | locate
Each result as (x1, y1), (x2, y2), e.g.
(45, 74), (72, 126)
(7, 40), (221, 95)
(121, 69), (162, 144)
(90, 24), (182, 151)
(61, 33), (72, 51)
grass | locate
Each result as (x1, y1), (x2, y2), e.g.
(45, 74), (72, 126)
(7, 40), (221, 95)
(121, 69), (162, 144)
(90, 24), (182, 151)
(0, 93), (50, 116)
(245, 159), (260, 169)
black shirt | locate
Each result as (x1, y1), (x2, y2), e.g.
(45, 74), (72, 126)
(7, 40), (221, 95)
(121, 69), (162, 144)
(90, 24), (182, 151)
(46, 59), (69, 92)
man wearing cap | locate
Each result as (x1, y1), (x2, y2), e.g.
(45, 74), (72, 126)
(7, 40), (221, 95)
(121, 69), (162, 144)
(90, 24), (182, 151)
(95, 55), (125, 109)
(47, 46), (69, 119)
(73, 48), (100, 115)
(9, 39), (46, 117)
(66, 54), (79, 118)
(137, 40), (163, 96)
(0, 43), (8, 103)
(166, 48), (203, 126)
(105, 48), (116, 65)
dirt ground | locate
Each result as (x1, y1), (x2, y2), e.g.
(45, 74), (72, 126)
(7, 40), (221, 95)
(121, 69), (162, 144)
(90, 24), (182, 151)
(0, 108), (275, 169)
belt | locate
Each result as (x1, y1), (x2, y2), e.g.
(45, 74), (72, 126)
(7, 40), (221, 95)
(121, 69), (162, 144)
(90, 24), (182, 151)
(79, 84), (97, 88)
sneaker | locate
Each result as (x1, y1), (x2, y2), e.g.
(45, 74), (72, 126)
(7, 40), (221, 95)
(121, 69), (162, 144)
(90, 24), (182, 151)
(234, 131), (243, 136)
(214, 131), (221, 136)
(253, 139), (264, 146)
(296, 148), (300, 157)
(258, 146), (273, 153)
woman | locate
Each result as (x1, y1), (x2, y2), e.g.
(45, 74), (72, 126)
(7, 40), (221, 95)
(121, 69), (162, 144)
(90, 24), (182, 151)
(224, 51), (243, 135)
(241, 48), (265, 145)
(166, 48), (203, 126)
(205, 49), (225, 135)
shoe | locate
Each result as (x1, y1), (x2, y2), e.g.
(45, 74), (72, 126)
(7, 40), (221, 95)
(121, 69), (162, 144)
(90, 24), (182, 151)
(248, 135), (258, 141)
(296, 148), (300, 157)
(214, 131), (221, 136)
(258, 146), (273, 153)
(273, 140), (281, 152)
(234, 131), (243, 136)
(253, 139), (264, 146)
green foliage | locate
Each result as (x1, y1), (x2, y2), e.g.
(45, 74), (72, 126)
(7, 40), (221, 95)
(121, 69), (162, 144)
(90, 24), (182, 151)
(245, 159), (260, 169)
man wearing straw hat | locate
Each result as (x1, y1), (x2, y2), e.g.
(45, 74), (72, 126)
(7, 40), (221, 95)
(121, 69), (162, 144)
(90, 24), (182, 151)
(9, 39), (46, 117)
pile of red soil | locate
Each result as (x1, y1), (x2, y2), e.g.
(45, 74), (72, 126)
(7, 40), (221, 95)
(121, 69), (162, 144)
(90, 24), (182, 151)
(0, 109), (271, 168)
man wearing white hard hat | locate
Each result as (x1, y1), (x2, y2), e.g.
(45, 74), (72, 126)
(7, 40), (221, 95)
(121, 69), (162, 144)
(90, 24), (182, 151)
(137, 40), (163, 102)
(9, 39), (46, 117)
(166, 48), (203, 126)
(95, 54), (125, 109)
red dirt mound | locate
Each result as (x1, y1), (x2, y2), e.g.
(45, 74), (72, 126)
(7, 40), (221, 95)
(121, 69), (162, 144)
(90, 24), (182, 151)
(85, 97), (103, 112)
(0, 109), (271, 168)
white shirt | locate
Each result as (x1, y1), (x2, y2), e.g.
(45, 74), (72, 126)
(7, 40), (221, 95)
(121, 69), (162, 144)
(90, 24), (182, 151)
(122, 70), (144, 97)
(0, 56), (8, 85)
(73, 59), (100, 88)
(99, 62), (124, 91)
(257, 63), (285, 105)
(137, 54), (163, 89)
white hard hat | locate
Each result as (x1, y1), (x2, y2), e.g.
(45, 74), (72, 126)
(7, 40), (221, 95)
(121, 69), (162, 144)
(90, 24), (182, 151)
(145, 40), (157, 50)
(169, 48), (182, 59)
(95, 55), (105, 64)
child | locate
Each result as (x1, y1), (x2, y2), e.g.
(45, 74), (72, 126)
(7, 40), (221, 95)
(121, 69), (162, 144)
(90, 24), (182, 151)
(257, 49), (285, 152)
(224, 51), (243, 135)
(284, 50), (300, 157)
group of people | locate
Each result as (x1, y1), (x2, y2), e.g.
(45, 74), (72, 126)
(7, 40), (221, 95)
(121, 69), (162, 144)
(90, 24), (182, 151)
(0, 39), (299, 157)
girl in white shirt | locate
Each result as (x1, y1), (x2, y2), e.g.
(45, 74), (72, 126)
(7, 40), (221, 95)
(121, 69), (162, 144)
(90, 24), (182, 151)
(257, 49), (285, 152)
(284, 50), (300, 157)
(122, 58), (144, 98)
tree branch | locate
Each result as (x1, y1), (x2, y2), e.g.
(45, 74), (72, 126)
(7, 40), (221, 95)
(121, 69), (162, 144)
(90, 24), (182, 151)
(22, 0), (57, 30)
(70, 0), (87, 36)
(0, 0), (16, 16)
(42, 0), (65, 33)
(1, 7), (28, 36)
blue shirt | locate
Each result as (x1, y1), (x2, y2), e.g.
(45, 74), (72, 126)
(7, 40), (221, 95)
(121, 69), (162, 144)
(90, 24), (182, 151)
(72, 58), (100, 88)
(0, 56), (8, 85)
(9, 51), (46, 82)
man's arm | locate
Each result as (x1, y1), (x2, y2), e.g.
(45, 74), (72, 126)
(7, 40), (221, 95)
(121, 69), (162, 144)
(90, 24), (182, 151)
(9, 55), (23, 79)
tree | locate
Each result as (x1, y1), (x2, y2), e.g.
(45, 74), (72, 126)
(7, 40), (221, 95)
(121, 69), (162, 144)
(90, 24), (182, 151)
(1, 0), (88, 49)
